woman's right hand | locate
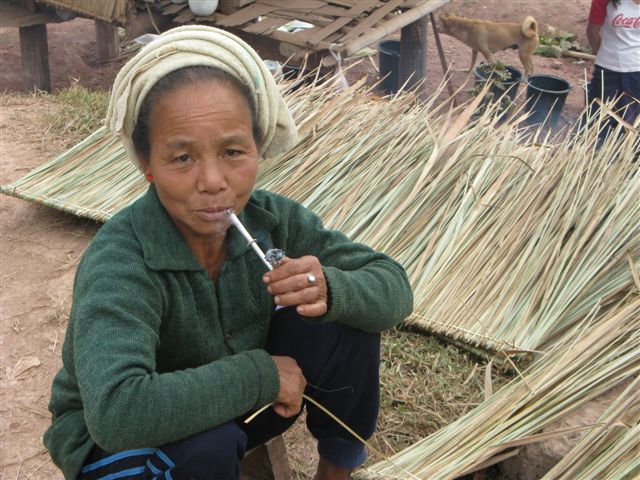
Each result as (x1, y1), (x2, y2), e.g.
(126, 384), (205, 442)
(271, 355), (306, 418)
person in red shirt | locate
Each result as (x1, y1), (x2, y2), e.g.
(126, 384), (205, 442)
(584, 0), (640, 139)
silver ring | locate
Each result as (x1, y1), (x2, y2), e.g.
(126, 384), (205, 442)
(306, 273), (316, 285)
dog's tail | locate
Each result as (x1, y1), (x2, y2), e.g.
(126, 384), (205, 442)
(521, 16), (538, 38)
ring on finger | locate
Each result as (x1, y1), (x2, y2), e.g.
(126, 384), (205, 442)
(306, 273), (316, 286)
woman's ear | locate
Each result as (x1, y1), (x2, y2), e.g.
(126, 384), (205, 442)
(137, 157), (153, 182)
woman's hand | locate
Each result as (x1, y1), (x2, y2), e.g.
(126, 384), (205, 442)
(262, 256), (328, 317)
(271, 355), (306, 417)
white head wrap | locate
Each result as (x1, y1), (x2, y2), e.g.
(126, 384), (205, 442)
(106, 25), (298, 168)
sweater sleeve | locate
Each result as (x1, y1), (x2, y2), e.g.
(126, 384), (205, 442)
(269, 194), (414, 332)
(71, 226), (278, 452)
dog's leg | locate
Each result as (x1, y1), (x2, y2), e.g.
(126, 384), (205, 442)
(480, 49), (493, 64)
(469, 49), (478, 72)
(518, 48), (534, 76)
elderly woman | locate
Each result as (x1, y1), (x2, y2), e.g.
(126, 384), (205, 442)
(44, 26), (413, 480)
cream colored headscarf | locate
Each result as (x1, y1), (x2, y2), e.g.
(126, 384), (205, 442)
(106, 25), (298, 168)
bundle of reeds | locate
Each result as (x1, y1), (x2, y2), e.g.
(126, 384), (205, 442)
(2, 79), (638, 354)
(540, 376), (640, 480)
(1, 127), (143, 221)
(258, 81), (640, 353)
(357, 296), (640, 479)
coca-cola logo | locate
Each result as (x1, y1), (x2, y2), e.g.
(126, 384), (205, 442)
(612, 13), (640, 28)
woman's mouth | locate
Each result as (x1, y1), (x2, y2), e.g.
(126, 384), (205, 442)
(194, 207), (232, 222)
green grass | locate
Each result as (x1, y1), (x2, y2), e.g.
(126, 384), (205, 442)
(285, 326), (515, 479)
(1, 84), (109, 156)
(41, 82), (110, 150)
(373, 327), (515, 458)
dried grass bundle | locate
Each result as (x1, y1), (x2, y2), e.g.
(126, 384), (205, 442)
(358, 296), (640, 479)
(540, 376), (640, 480)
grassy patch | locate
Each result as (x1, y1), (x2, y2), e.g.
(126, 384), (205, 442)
(372, 327), (514, 458)
(41, 82), (110, 149)
(1, 84), (109, 155)
(284, 327), (515, 479)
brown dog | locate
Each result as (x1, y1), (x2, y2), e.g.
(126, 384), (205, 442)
(438, 15), (539, 76)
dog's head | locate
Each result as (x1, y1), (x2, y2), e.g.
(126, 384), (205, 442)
(437, 15), (452, 35)
(437, 15), (463, 35)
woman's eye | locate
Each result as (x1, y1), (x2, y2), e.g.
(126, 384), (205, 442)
(225, 149), (242, 157)
(175, 154), (190, 162)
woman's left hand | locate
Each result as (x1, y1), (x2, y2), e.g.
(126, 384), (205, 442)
(263, 256), (328, 317)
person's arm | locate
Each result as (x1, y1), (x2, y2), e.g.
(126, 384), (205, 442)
(587, 22), (602, 55)
(587, 0), (608, 54)
(264, 193), (414, 333)
(71, 230), (279, 452)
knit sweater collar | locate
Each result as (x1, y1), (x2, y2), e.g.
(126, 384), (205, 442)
(131, 185), (279, 272)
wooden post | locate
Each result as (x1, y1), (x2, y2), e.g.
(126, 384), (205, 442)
(429, 12), (457, 105)
(95, 20), (120, 62)
(399, 15), (428, 95)
(19, 24), (51, 92)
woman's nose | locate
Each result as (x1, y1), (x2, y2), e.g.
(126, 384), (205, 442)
(196, 157), (228, 193)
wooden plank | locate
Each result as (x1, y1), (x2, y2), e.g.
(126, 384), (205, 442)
(162, 2), (188, 15)
(174, 8), (196, 22)
(0, 1), (58, 28)
(326, 0), (357, 7)
(95, 20), (120, 61)
(305, 1), (376, 46)
(314, 5), (363, 17)
(19, 24), (51, 92)
(399, 16), (427, 94)
(264, 29), (332, 50)
(243, 16), (292, 34)
(225, 26), (292, 61)
(220, 0), (255, 8)
(216, 3), (277, 27)
(333, 0), (449, 60)
(340, 0), (404, 42)
(264, 11), (333, 26)
(260, 0), (327, 9)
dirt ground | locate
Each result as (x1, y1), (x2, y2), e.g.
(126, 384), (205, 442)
(0, 1), (593, 479)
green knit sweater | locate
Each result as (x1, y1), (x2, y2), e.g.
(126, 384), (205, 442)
(44, 186), (413, 479)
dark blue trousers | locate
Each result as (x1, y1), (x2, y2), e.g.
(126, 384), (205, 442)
(585, 65), (640, 141)
(77, 308), (381, 479)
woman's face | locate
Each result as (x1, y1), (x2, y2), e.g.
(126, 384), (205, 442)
(142, 79), (259, 245)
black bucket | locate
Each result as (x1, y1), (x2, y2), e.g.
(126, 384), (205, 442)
(525, 74), (571, 127)
(378, 40), (401, 93)
(474, 64), (523, 103)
